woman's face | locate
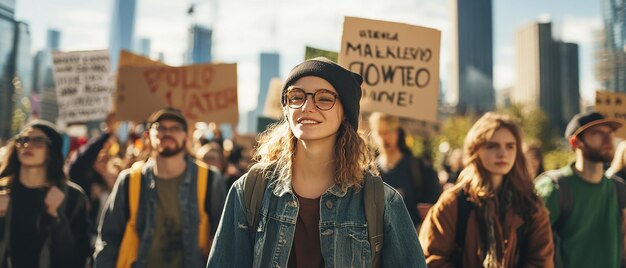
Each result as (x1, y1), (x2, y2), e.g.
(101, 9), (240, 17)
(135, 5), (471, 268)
(285, 76), (344, 142)
(16, 127), (49, 167)
(476, 127), (517, 177)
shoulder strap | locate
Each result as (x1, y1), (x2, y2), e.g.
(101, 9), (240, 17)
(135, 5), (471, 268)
(364, 174), (385, 268)
(128, 162), (142, 224)
(243, 163), (269, 241)
(541, 169), (572, 232)
(196, 162), (211, 256)
(408, 157), (424, 197)
(116, 162), (143, 268)
(610, 175), (626, 210)
(454, 189), (472, 252)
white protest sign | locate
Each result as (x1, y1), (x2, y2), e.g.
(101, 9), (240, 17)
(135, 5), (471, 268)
(339, 17), (441, 122)
(52, 50), (114, 123)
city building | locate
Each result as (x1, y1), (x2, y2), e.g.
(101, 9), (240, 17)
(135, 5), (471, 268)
(109, 0), (136, 70)
(450, 0), (495, 114)
(597, 0), (626, 91)
(513, 21), (579, 133)
(33, 29), (61, 123)
(0, 0), (33, 140)
(186, 24), (212, 64)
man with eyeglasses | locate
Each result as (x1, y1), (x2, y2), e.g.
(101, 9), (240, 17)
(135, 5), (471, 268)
(535, 111), (626, 267)
(94, 107), (227, 268)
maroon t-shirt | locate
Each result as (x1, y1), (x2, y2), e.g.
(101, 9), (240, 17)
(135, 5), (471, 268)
(288, 193), (324, 268)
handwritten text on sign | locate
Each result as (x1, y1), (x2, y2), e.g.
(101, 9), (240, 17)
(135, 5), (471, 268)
(116, 64), (238, 124)
(52, 50), (114, 123)
(339, 17), (440, 122)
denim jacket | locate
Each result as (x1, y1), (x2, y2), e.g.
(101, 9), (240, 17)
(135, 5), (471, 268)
(94, 156), (227, 268)
(207, 171), (427, 267)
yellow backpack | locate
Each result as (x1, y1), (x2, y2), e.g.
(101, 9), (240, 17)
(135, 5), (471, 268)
(115, 161), (212, 268)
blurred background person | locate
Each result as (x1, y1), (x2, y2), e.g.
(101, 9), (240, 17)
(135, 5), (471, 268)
(369, 112), (442, 229)
(523, 143), (545, 180)
(419, 112), (553, 267)
(607, 140), (626, 179)
(439, 148), (464, 190)
(0, 120), (91, 267)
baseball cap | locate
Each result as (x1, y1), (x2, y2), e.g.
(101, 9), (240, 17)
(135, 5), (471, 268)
(564, 111), (623, 138)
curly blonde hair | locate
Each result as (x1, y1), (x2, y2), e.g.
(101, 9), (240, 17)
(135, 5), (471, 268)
(254, 118), (377, 192)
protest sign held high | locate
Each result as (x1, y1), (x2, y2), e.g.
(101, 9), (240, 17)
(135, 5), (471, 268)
(305, 46), (338, 62)
(118, 50), (166, 68)
(116, 63), (239, 124)
(262, 78), (284, 120)
(596, 91), (626, 139)
(339, 17), (441, 122)
(52, 50), (114, 123)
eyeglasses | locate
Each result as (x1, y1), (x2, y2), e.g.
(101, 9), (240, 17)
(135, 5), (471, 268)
(15, 136), (51, 149)
(151, 123), (184, 134)
(284, 88), (338, 111)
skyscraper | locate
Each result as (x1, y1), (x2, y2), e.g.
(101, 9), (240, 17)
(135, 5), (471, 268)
(257, 52), (280, 114)
(560, 42), (580, 127)
(109, 0), (136, 70)
(138, 37), (151, 57)
(33, 29), (61, 123)
(0, 0), (32, 140)
(186, 24), (212, 64)
(514, 21), (579, 133)
(598, 0), (626, 91)
(450, 0), (495, 114)
(251, 52), (280, 133)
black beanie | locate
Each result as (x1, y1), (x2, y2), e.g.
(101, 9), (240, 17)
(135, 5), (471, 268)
(281, 57), (363, 130)
(23, 120), (64, 159)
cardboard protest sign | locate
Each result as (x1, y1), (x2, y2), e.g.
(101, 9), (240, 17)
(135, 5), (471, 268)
(116, 64), (238, 124)
(339, 17), (441, 122)
(52, 50), (114, 123)
(262, 78), (284, 119)
(119, 50), (165, 68)
(595, 91), (626, 139)
(305, 46), (339, 62)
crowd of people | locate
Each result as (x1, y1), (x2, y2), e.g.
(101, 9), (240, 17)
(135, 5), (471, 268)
(0, 57), (625, 267)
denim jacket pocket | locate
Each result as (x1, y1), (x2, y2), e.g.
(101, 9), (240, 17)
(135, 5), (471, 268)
(333, 225), (371, 268)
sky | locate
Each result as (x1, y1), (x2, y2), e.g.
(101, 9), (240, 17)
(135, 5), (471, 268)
(14, 0), (602, 114)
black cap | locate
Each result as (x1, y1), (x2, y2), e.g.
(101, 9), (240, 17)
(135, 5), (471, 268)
(564, 111), (623, 138)
(22, 120), (64, 159)
(147, 107), (188, 131)
(281, 57), (363, 130)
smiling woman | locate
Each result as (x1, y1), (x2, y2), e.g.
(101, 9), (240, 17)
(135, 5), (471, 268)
(207, 57), (427, 268)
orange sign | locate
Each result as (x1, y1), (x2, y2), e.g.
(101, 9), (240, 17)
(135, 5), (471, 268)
(116, 64), (238, 124)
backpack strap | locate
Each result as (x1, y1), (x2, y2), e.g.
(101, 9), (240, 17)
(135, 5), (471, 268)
(452, 188), (472, 266)
(116, 161), (143, 268)
(243, 163), (269, 241)
(540, 169), (572, 232)
(610, 175), (626, 210)
(196, 162), (211, 257)
(364, 174), (385, 268)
